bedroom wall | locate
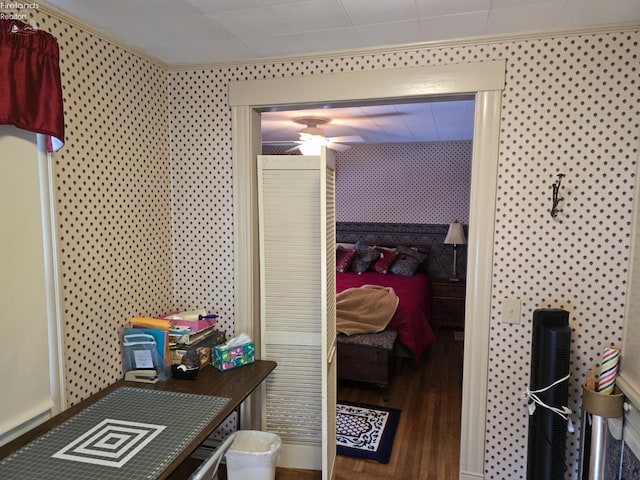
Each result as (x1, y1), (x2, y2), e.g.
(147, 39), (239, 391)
(170, 30), (640, 479)
(15, 8), (173, 405)
(335, 142), (471, 224)
(264, 141), (472, 224)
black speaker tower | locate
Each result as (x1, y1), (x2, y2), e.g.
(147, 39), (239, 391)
(527, 308), (571, 480)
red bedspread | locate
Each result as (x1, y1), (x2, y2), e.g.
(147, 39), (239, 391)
(336, 272), (435, 362)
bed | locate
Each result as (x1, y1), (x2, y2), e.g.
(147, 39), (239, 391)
(334, 222), (460, 396)
(336, 271), (434, 362)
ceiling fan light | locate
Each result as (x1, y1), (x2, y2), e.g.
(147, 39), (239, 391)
(299, 143), (321, 155)
(298, 135), (329, 155)
(313, 135), (330, 145)
(298, 132), (315, 141)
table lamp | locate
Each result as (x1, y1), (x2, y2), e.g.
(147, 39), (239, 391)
(444, 221), (467, 282)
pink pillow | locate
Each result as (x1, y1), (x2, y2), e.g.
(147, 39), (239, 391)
(371, 248), (398, 274)
(336, 247), (356, 273)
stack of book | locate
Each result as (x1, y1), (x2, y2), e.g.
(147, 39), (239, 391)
(163, 310), (225, 369)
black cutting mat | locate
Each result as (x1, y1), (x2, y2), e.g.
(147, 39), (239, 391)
(0, 387), (230, 480)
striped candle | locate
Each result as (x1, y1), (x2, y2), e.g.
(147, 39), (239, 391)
(597, 346), (620, 395)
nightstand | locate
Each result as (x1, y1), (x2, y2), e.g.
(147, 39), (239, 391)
(431, 278), (466, 329)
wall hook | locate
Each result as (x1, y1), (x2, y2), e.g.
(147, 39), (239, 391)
(550, 173), (565, 218)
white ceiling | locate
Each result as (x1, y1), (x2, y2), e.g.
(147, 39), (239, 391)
(260, 98), (476, 144)
(38, 0), (640, 144)
(42, 0), (640, 65)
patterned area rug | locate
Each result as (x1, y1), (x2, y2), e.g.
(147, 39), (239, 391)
(336, 401), (401, 464)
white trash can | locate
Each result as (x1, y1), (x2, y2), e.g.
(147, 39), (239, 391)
(225, 430), (281, 480)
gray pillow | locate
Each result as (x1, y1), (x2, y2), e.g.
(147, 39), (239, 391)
(390, 245), (427, 276)
(349, 241), (381, 274)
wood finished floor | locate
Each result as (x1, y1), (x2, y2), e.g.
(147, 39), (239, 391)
(175, 327), (463, 480)
(333, 327), (464, 480)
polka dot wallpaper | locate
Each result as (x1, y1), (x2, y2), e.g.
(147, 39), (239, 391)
(14, 8), (173, 405)
(264, 141), (472, 224)
(334, 142), (472, 224)
(171, 32), (639, 479)
(168, 70), (235, 338)
(7, 4), (640, 478)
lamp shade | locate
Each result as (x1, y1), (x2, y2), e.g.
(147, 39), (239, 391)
(444, 222), (467, 245)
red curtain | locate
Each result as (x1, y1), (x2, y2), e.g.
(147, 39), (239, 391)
(0, 19), (64, 152)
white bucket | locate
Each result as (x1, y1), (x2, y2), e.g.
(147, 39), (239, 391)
(225, 430), (281, 480)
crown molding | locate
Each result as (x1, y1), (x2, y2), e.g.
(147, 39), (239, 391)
(168, 22), (640, 72)
(37, 1), (168, 69)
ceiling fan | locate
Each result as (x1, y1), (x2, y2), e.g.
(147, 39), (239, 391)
(262, 116), (364, 154)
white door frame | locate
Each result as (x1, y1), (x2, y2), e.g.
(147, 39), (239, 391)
(230, 60), (505, 479)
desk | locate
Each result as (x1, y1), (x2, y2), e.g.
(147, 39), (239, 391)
(0, 360), (276, 480)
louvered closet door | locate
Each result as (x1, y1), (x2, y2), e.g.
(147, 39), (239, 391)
(258, 149), (336, 478)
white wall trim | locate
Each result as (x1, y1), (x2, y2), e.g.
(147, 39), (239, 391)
(279, 443), (322, 471)
(460, 472), (485, 480)
(232, 106), (261, 343)
(232, 106), (263, 431)
(458, 90), (502, 477)
(39, 136), (66, 416)
(231, 60), (505, 479)
(617, 133), (640, 459)
(230, 61), (505, 107)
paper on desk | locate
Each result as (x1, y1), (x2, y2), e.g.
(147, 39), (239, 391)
(134, 349), (154, 369)
(169, 325), (192, 334)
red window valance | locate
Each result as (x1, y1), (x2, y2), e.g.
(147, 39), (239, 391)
(0, 20), (64, 152)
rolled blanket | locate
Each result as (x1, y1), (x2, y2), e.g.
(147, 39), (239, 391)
(336, 284), (399, 335)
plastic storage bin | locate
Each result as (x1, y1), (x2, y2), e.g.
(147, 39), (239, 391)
(122, 332), (168, 381)
(225, 430), (281, 480)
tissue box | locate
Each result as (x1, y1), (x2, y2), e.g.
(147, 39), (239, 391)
(213, 342), (255, 371)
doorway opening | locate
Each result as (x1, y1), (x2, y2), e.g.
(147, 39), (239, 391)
(230, 60), (505, 479)
(260, 97), (473, 477)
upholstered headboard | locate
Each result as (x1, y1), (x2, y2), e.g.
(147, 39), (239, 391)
(336, 222), (467, 280)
